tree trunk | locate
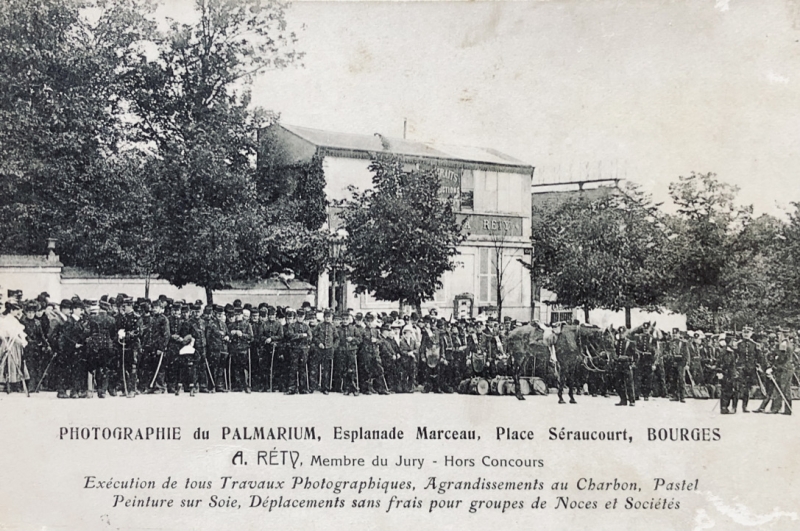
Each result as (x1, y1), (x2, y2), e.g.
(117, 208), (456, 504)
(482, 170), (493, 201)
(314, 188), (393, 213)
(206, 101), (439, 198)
(205, 286), (214, 305)
(625, 307), (632, 329)
(583, 305), (590, 324)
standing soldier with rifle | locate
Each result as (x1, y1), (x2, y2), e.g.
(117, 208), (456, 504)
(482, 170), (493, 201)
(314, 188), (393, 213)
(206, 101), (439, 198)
(735, 326), (759, 412)
(614, 326), (636, 406)
(228, 307), (254, 393)
(143, 300), (170, 394)
(284, 309), (311, 395)
(768, 329), (793, 415)
(205, 305), (229, 393)
(339, 312), (362, 396)
(261, 307), (283, 392)
(313, 309), (338, 395)
(86, 300), (117, 398)
(116, 296), (142, 397)
(59, 300), (89, 398)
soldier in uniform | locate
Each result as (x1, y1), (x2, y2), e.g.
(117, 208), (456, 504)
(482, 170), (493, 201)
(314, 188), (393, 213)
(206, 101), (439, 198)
(116, 297), (142, 397)
(180, 302), (206, 395)
(614, 326), (636, 406)
(171, 302), (200, 396)
(715, 334), (738, 414)
(481, 317), (505, 379)
(378, 322), (400, 392)
(735, 326), (759, 412)
(669, 330), (690, 403)
(228, 307), (254, 392)
(359, 313), (388, 395)
(337, 313), (360, 395)
(164, 303), (186, 393)
(85, 300), (117, 398)
(59, 299), (89, 398)
(768, 329), (793, 415)
(21, 301), (47, 393)
(205, 305), (229, 392)
(261, 307), (283, 392)
(419, 316), (442, 393)
(284, 309), (312, 394)
(143, 300), (170, 393)
(630, 323), (655, 400)
(312, 309), (338, 394)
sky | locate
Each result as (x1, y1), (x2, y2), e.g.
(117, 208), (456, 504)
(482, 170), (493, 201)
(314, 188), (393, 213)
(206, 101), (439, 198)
(160, 0), (800, 216)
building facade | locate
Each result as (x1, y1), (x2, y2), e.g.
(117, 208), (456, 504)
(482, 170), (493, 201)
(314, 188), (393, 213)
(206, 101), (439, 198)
(267, 124), (535, 321)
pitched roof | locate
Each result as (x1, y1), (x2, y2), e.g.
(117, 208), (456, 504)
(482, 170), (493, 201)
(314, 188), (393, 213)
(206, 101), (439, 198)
(279, 124), (532, 171)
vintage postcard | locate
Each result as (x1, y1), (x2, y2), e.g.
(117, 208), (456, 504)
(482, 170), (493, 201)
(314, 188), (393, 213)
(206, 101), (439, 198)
(1, 0), (798, 530)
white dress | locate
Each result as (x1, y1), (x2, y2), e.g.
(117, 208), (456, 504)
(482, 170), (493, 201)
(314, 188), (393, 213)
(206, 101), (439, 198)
(0, 314), (29, 383)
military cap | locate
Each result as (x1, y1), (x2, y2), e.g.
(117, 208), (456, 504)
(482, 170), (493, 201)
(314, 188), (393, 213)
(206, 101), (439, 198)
(365, 312), (376, 322)
(259, 307), (268, 315)
(213, 304), (224, 313)
(122, 296), (134, 305)
(171, 302), (183, 311)
(72, 299), (85, 310)
(59, 298), (72, 309)
(410, 312), (419, 321)
(323, 308), (333, 317)
(99, 294), (108, 303)
(380, 322), (391, 332)
(233, 299), (243, 308)
(140, 301), (151, 312)
(285, 308), (297, 317)
(158, 294), (168, 301)
(303, 309), (314, 320)
(223, 303), (233, 313)
(234, 307), (243, 315)
(99, 300), (112, 311)
(190, 302), (201, 311)
(301, 301), (312, 309)
(84, 298), (98, 307)
(355, 312), (364, 321)
(202, 306), (212, 314)
(24, 301), (39, 312)
(267, 307), (277, 315)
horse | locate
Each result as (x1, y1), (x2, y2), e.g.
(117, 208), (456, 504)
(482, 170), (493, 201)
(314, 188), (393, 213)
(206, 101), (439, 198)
(504, 322), (563, 399)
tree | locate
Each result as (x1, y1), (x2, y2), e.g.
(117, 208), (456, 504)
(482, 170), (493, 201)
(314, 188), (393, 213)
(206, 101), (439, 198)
(338, 158), (467, 312)
(487, 227), (525, 321)
(530, 184), (666, 327)
(662, 172), (752, 330)
(0, 0), (155, 257)
(119, 0), (315, 302)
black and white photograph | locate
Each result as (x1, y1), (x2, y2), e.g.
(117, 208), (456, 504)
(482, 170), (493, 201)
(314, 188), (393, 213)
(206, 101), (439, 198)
(1, 0), (799, 529)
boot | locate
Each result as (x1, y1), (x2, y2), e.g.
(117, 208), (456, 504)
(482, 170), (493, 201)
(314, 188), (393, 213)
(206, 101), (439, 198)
(190, 386), (196, 397)
(175, 384), (183, 396)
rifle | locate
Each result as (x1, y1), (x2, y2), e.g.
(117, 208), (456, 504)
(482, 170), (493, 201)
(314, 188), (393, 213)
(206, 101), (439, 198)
(36, 349), (58, 392)
(269, 343), (276, 392)
(767, 372), (792, 413)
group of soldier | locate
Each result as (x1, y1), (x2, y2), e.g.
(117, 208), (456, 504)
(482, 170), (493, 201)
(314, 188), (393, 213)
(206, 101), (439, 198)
(596, 322), (795, 415)
(0, 288), (795, 416)
(0, 291), (512, 399)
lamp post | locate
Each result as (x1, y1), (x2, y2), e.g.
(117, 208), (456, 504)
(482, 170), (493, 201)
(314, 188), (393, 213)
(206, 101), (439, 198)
(330, 236), (344, 312)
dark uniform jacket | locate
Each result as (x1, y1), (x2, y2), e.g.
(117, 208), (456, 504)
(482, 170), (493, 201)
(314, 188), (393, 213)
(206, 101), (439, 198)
(340, 324), (362, 353)
(228, 320), (254, 355)
(116, 312), (143, 350)
(314, 322), (338, 351)
(284, 321), (311, 350)
(205, 318), (228, 357)
(145, 313), (170, 353)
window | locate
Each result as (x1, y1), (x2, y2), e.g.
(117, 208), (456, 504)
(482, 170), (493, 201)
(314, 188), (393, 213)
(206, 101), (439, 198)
(478, 247), (497, 303)
(461, 170), (474, 211)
